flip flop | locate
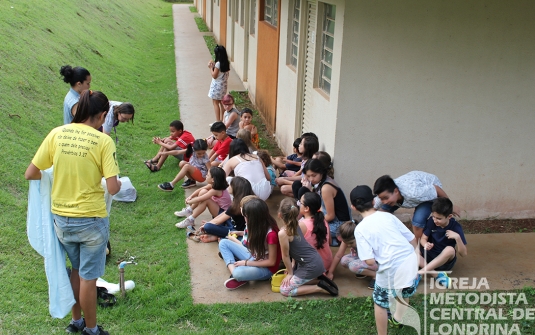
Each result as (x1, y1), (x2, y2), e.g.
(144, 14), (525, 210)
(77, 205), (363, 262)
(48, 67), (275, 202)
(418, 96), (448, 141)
(144, 161), (160, 172)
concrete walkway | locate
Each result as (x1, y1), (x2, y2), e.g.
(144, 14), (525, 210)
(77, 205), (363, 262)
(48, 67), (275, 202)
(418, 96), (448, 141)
(172, 4), (535, 304)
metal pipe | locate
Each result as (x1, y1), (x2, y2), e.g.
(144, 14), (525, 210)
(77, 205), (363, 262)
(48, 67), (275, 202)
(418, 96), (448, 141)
(118, 261), (137, 298)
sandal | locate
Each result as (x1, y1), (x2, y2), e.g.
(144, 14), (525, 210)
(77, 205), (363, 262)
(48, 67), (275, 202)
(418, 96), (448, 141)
(144, 159), (157, 165)
(186, 231), (200, 242)
(144, 161), (160, 172)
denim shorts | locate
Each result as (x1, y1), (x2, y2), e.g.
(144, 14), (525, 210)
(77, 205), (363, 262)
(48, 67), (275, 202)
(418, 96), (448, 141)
(381, 201), (433, 229)
(53, 215), (109, 280)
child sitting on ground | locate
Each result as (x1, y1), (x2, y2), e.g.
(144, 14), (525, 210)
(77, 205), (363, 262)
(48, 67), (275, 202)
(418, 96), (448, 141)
(174, 167), (231, 229)
(239, 108), (259, 148)
(418, 197), (467, 288)
(350, 185), (419, 334)
(272, 137), (302, 177)
(208, 122), (232, 167)
(298, 191), (333, 271)
(219, 197), (282, 290)
(257, 150), (277, 191)
(236, 129), (257, 153)
(157, 139), (211, 191)
(145, 120), (195, 172)
(278, 198), (338, 297)
(327, 221), (378, 290)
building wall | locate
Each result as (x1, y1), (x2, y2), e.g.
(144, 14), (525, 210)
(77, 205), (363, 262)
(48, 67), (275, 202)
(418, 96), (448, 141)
(246, 2), (259, 103)
(230, 0), (247, 77)
(213, 1), (221, 43)
(255, 1), (282, 131)
(276, 0), (345, 154)
(205, 0), (214, 31)
(334, 0), (535, 219)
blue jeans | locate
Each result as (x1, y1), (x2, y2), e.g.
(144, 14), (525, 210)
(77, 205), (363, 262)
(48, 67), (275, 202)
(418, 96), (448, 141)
(203, 219), (234, 238)
(381, 201), (433, 228)
(218, 239), (273, 281)
(53, 215), (109, 280)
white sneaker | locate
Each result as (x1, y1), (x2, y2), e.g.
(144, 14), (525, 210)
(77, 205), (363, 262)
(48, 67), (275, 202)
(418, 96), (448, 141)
(174, 207), (192, 217)
(175, 217), (195, 228)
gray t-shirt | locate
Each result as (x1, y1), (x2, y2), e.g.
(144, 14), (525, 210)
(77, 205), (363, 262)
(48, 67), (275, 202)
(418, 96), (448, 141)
(223, 107), (240, 137)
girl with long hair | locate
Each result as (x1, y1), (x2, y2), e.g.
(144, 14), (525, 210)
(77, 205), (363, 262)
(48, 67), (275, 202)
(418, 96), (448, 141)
(278, 198), (338, 297)
(218, 197), (281, 290)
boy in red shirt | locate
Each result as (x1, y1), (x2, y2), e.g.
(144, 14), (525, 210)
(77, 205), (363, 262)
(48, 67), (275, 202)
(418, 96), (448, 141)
(209, 122), (232, 167)
(145, 120), (195, 172)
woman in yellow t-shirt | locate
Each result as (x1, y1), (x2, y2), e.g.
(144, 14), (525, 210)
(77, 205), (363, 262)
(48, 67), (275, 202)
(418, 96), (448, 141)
(25, 90), (121, 335)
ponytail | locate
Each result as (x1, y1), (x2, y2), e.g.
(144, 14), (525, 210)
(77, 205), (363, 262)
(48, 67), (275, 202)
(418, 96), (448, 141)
(185, 143), (193, 159)
(302, 192), (327, 249)
(279, 198), (300, 237)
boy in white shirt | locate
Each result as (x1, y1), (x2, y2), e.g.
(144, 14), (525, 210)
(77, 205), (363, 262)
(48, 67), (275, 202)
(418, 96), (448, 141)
(350, 185), (420, 335)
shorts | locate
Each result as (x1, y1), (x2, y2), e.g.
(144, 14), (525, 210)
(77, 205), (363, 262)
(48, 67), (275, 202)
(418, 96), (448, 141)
(421, 247), (457, 271)
(53, 215), (109, 280)
(189, 167), (207, 182)
(373, 279), (418, 309)
(381, 201), (433, 229)
(173, 153), (184, 160)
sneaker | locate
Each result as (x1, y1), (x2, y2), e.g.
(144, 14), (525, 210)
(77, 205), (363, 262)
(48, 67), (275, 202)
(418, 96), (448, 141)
(174, 207), (192, 217)
(175, 217), (195, 228)
(186, 225), (196, 234)
(158, 182), (174, 192)
(224, 278), (248, 290)
(436, 272), (452, 289)
(66, 319), (85, 333)
(414, 274), (422, 287)
(81, 325), (109, 335)
(367, 279), (376, 290)
(388, 315), (404, 329)
(181, 179), (197, 188)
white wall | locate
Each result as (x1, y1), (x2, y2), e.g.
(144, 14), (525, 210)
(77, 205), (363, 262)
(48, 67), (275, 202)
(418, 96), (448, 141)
(212, 0), (221, 43)
(275, 0), (346, 154)
(334, 0), (535, 219)
(275, 0), (299, 153)
(245, 1), (258, 103)
(230, 1), (247, 78)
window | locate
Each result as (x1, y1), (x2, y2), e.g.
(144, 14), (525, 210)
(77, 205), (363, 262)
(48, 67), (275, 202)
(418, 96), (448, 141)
(289, 0), (300, 68)
(264, 0), (278, 27)
(240, 0), (245, 27)
(250, 0), (257, 35)
(319, 4), (335, 95)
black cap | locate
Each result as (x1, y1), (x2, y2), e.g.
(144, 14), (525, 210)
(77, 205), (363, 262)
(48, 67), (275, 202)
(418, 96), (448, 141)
(350, 185), (374, 204)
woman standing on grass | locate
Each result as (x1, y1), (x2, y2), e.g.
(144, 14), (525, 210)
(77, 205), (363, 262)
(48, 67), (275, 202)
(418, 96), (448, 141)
(208, 45), (230, 122)
(25, 89), (121, 335)
(60, 65), (91, 124)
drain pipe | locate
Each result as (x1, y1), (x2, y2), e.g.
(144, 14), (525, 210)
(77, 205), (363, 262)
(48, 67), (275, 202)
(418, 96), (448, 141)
(119, 261), (137, 298)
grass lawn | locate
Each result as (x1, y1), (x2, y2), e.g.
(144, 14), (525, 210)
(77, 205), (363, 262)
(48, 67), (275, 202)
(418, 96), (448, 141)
(0, 1), (533, 334)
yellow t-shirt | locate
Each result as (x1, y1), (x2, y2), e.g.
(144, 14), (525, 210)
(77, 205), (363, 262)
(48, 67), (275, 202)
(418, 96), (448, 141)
(32, 123), (120, 217)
